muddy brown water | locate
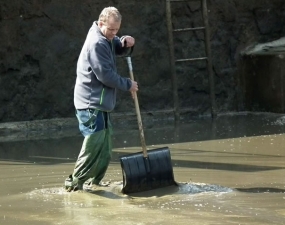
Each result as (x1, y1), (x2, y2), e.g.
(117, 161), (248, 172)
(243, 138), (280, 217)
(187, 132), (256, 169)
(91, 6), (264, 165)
(0, 113), (285, 225)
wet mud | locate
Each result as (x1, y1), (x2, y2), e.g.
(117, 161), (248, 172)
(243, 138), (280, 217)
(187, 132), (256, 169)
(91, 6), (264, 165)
(0, 113), (285, 224)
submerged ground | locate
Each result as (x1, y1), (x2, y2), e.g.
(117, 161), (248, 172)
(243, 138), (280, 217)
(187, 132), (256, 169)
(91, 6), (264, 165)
(0, 113), (285, 224)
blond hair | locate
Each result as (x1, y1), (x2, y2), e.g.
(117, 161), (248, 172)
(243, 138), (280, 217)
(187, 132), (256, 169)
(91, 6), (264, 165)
(98, 7), (122, 23)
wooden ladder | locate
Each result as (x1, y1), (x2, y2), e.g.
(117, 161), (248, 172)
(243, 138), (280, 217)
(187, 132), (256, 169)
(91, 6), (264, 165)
(166, 0), (217, 121)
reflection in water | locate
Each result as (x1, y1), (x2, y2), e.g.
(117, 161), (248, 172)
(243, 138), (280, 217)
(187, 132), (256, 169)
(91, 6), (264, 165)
(1, 113), (285, 164)
(236, 187), (285, 193)
(0, 113), (285, 224)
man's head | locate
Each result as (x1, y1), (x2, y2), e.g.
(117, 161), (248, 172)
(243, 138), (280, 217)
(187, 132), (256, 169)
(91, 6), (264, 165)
(98, 7), (122, 40)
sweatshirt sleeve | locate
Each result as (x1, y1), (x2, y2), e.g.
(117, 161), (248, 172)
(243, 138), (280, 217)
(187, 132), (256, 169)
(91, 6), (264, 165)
(87, 40), (132, 91)
(114, 36), (133, 57)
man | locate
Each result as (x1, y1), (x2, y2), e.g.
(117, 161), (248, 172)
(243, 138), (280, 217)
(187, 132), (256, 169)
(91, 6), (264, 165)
(65, 6), (138, 192)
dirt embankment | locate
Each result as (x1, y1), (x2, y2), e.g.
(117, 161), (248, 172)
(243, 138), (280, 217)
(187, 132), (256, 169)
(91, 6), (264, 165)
(0, 0), (284, 123)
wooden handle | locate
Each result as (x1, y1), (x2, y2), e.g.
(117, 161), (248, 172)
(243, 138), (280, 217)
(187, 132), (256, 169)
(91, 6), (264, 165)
(126, 57), (148, 158)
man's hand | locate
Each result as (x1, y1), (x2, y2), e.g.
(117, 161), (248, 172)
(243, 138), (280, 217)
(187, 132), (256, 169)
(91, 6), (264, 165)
(121, 36), (135, 47)
(129, 80), (138, 91)
(129, 80), (138, 99)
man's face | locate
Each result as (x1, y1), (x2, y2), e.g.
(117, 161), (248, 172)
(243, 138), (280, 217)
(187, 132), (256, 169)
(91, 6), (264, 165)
(99, 17), (121, 40)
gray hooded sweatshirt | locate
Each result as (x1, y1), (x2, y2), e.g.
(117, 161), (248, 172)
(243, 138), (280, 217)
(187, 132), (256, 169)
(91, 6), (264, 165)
(74, 21), (132, 111)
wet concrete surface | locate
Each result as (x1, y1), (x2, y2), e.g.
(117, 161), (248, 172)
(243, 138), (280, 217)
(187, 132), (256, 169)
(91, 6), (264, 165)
(0, 113), (285, 224)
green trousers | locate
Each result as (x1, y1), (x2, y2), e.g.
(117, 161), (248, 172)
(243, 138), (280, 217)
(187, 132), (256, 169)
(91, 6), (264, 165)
(72, 128), (112, 185)
(71, 109), (113, 187)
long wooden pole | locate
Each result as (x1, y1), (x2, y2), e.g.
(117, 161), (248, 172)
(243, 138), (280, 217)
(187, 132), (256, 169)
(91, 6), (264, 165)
(126, 57), (148, 158)
(166, 0), (180, 122)
(202, 0), (217, 118)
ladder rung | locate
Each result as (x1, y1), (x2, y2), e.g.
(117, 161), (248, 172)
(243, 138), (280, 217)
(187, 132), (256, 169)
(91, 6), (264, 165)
(168, 0), (201, 2)
(174, 27), (205, 32)
(176, 57), (207, 62)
